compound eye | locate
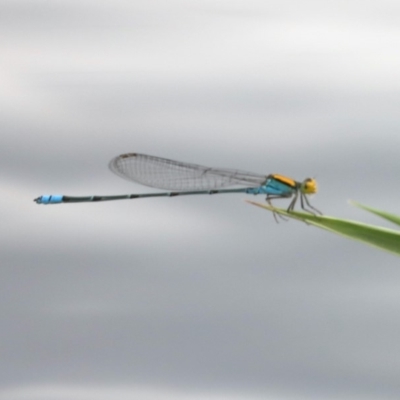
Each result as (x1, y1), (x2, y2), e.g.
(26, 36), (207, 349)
(303, 178), (317, 194)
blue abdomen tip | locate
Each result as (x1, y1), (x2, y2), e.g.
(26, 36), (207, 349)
(35, 195), (63, 204)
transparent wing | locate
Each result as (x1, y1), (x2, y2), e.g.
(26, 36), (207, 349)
(109, 153), (267, 191)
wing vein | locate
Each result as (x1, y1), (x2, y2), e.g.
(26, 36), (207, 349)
(109, 153), (267, 190)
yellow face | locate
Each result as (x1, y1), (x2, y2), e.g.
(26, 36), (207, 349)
(301, 178), (317, 194)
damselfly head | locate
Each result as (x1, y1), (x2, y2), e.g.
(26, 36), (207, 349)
(301, 178), (317, 194)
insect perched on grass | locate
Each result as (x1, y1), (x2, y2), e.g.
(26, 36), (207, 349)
(34, 153), (321, 220)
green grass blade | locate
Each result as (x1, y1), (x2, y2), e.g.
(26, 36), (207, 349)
(350, 201), (400, 227)
(246, 201), (400, 256)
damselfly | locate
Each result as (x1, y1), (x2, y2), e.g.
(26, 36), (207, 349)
(34, 153), (321, 217)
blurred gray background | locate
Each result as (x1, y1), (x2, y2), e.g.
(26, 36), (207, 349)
(2, 1), (400, 399)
